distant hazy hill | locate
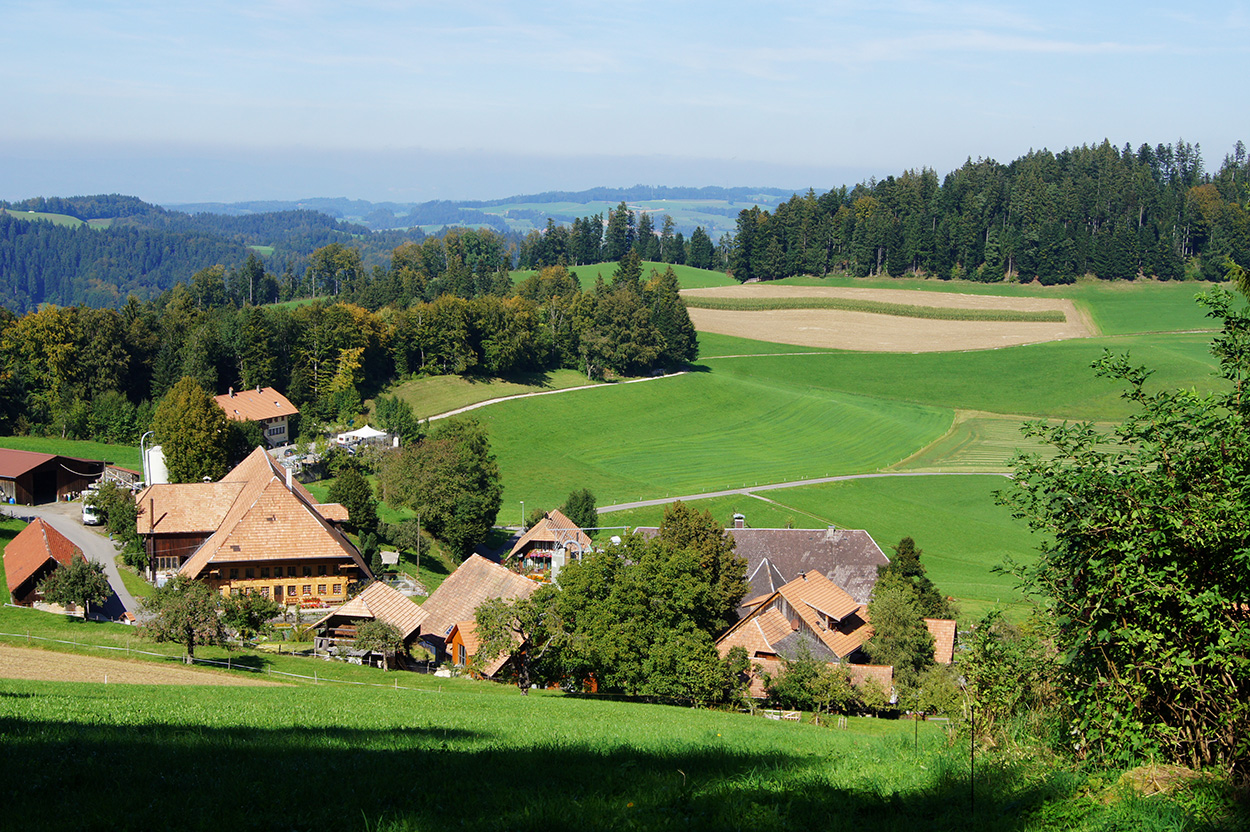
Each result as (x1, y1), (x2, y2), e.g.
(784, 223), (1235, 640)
(0, 195), (428, 313)
(168, 185), (795, 236)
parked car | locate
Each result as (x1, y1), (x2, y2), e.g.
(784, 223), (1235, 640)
(81, 501), (102, 526)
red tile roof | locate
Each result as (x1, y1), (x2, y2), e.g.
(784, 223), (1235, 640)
(717, 571), (873, 662)
(4, 518), (80, 598)
(213, 387), (298, 423)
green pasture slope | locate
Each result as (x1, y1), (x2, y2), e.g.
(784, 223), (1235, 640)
(382, 368), (597, 420)
(480, 371), (951, 512)
(0, 607), (1227, 830)
(0, 436), (142, 471)
(601, 474), (1034, 621)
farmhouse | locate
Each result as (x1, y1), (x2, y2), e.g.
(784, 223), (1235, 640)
(0, 448), (105, 505)
(213, 386), (298, 449)
(418, 554), (537, 664)
(637, 514), (889, 612)
(136, 447), (367, 602)
(3, 518), (80, 606)
(506, 509), (593, 580)
(312, 581), (429, 667)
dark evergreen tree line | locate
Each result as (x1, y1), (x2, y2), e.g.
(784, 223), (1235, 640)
(725, 139), (1249, 285)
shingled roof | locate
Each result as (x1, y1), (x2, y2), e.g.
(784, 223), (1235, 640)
(716, 570), (874, 663)
(419, 555), (537, 643)
(312, 581), (429, 642)
(507, 509), (593, 560)
(635, 520), (888, 610)
(177, 448), (369, 579)
(925, 618), (957, 665)
(4, 518), (80, 599)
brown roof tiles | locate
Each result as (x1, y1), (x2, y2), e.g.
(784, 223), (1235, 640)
(507, 509), (593, 560)
(313, 581), (429, 641)
(4, 518), (80, 598)
(213, 387), (298, 423)
(419, 555), (537, 643)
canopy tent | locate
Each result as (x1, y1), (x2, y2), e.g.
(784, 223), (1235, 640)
(335, 425), (388, 445)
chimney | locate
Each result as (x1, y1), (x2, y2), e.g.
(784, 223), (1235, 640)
(228, 387), (234, 397)
(286, 467), (293, 490)
(256, 385), (262, 394)
(733, 513), (745, 529)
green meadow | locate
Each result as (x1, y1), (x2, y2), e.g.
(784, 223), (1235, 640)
(380, 368), (597, 420)
(479, 371), (952, 512)
(600, 474), (1034, 622)
(0, 435), (143, 471)
(0, 605), (1230, 831)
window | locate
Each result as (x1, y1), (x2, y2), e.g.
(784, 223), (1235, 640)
(286, 566), (296, 578)
(302, 585), (311, 596)
(229, 568), (239, 580)
(288, 585), (296, 597)
(302, 565), (312, 577)
(317, 584), (326, 595)
(260, 587), (269, 598)
(261, 567), (270, 579)
(332, 584), (342, 595)
(245, 568), (254, 579)
(317, 564), (327, 577)
(457, 644), (466, 665)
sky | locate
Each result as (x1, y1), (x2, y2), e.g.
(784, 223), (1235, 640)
(2, 1), (1248, 205)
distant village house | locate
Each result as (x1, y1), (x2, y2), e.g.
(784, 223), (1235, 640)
(214, 386), (298, 449)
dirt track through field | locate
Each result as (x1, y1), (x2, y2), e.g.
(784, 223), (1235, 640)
(682, 285), (1090, 352)
(0, 644), (283, 686)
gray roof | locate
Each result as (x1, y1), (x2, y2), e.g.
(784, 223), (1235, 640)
(636, 523), (889, 611)
(733, 527), (888, 608)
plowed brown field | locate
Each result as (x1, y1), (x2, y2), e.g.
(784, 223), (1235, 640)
(0, 644), (283, 686)
(682, 285), (1090, 352)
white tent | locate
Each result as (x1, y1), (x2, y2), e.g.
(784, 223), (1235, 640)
(335, 425), (388, 445)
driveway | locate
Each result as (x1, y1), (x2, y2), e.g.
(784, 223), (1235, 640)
(12, 501), (138, 620)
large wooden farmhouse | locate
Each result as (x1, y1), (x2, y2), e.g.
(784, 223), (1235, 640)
(213, 386), (298, 448)
(136, 447), (368, 603)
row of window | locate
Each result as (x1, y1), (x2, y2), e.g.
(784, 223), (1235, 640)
(228, 564), (334, 580)
(250, 584), (343, 599)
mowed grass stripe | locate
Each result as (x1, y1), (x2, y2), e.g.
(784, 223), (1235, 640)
(702, 332), (1222, 422)
(683, 295), (1067, 322)
(478, 371), (952, 511)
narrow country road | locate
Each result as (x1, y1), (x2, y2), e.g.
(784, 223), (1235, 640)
(426, 371), (687, 421)
(598, 471), (1008, 513)
(12, 501), (137, 620)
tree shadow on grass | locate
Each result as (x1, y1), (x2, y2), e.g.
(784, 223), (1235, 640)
(0, 715), (1145, 832)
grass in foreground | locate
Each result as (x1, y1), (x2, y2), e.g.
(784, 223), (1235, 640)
(0, 668), (1234, 831)
(0, 436), (142, 471)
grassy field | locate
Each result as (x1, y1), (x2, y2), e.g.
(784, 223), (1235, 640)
(0, 611), (1232, 831)
(2, 208), (86, 228)
(893, 412), (1077, 473)
(702, 332), (1222, 422)
(381, 368), (597, 420)
(479, 371), (952, 512)
(600, 474), (1035, 622)
(0, 436), (142, 471)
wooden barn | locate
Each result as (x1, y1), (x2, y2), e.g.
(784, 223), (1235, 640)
(0, 449), (105, 505)
(312, 581), (430, 669)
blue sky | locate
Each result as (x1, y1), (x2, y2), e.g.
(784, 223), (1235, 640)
(2, 1), (1247, 203)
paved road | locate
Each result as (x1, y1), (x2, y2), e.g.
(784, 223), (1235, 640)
(12, 501), (137, 620)
(427, 371), (687, 421)
(598, 471), (1009, 513)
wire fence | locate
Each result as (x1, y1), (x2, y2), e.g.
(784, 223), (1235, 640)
(0, 630), (443, 693)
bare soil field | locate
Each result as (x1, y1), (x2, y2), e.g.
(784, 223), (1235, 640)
(682, 285), (1090, 352)
(0, 644), (283, 686)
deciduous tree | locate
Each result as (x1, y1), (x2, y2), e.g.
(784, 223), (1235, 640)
(37, 553), (111, 619)
(152, 375), (229, 483)
(140, 575), (226, 664)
